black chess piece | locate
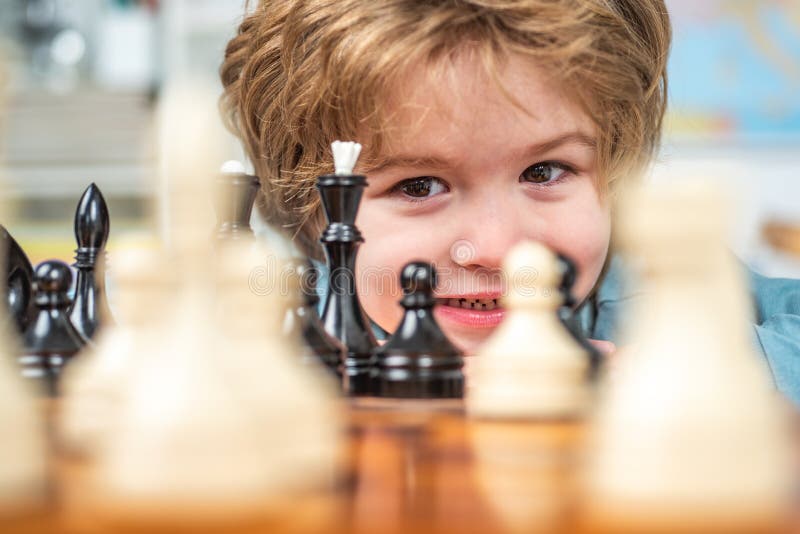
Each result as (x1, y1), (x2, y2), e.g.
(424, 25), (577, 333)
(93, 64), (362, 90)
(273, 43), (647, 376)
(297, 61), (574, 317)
(213, 169), (260, 241)
(556, 253), (601, 379)
(21, 260), (88, 396)
(285, 260), (346, 375)
(1, 224), (35, 333)
(317, 172), (377, 395)
(373, 262), (464, 399)
(69, 183), (114, 341)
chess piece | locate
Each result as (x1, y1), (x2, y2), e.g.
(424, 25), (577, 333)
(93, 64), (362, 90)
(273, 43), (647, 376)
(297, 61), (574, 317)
(59, 245), (174, 455)
(0, 259), (48, 524)
(215, 243), (343, 482)
(69, 183), (114, 341)
(284, 259), (345, 374)
(556, 253), (601, 379)
(582, 183), (793, 532)
(468, 241), (590, 419)
(21, 260), (87, 396)
(1, 224), (35, 333)
(373, 262), (464, 398)
(95, 235), (343, 530)
(93, 84), (343, 530)
(213, 160), (260, 241)
(318, 141), (377, 395)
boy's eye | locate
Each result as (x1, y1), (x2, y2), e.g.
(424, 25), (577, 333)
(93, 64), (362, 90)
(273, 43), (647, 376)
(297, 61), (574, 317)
(392, 177), (449, 199)
(520, 162), (571, 185)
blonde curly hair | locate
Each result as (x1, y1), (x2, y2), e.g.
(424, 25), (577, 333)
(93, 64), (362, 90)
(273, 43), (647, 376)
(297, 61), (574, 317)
(220, 0), (671, 259)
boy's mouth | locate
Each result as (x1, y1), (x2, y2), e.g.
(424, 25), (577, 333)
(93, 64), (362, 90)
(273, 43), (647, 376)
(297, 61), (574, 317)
(434, 294), (506, 329)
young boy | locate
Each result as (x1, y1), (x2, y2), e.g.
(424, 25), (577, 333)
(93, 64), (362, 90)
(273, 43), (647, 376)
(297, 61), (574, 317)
(219, 0), (800, 403)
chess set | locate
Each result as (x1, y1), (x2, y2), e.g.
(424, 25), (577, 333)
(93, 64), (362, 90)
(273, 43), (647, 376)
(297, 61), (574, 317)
(0, 86), (798, 534)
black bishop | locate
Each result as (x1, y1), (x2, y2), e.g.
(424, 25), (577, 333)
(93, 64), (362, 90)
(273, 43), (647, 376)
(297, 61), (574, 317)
(69, 183), (113, 341)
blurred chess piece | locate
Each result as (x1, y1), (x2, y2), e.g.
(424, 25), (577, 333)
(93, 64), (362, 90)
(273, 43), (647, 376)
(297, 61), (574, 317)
(467, 242), (590, 532)
(21, 260), (88, 396)
(0, 130), (49, 523)
(69, 183), (114, 341)
(214, 242), (344, 490)
(556, 253), (601, 379)
(0, 317), (49, 528)
(213, 160), (260, 242)
(582, 182), (793, 533)
(468, 241), (590, 419)
(59, 244), (174, 456)
(1, 225), (35, 334)
(91, 83), (343, 531)
(283, 258), (345, 374)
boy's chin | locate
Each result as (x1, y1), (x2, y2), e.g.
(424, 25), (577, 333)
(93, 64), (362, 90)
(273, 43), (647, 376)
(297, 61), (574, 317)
(436, 320), (500, 357)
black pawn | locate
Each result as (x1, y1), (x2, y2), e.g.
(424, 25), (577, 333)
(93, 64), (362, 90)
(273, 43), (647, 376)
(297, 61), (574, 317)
(318, 172), (377, 395)
(556, 253), (601, 379)
(373, 262), (464, 399)
(286, 260), (346, 375)
(69, 183), (114, 341)
(21, 260), (88, 395)
(213, 169), (260, 241)
(1, 224), (36, 333)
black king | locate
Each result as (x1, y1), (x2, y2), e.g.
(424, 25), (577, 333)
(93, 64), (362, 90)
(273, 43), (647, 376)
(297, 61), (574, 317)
(318, 141), (377, 395)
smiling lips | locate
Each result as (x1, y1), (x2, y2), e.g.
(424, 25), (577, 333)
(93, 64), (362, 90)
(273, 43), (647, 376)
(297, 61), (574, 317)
(435, 294), (506, 328)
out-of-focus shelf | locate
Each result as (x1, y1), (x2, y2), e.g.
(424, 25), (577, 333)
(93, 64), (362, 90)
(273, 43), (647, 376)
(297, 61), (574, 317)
(3, 164), (154, 198)
(1, 88), (156, 199)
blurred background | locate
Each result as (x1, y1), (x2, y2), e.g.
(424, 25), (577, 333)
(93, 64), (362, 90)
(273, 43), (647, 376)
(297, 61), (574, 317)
(0, 0), (798, 275)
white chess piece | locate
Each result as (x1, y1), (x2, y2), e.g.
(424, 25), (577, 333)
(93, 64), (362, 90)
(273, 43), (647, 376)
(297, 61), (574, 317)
(59, 245), (174, 455)
(0, 67), (48, 514)
(0, 326), (47, 515)
(468, 240), (589, 419)
(583, 182), (792, 529)
(214, 242), (343, 489)
(92, 84), (343, 525)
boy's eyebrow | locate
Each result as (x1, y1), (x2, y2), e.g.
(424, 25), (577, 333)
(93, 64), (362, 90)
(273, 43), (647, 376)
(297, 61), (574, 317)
(523, 131), (597, 156)
(364, 131), (596, 173)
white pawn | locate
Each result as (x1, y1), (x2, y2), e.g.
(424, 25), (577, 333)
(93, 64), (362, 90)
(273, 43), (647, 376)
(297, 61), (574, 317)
(93, 277), (277, 522)
(59, 245), (174, 455)
(214, 242), (343, 491)
(91, 83), (274, 524)
(468, 241), (589, 419)
(583, 182), (792, 531)
(92, 83), (342, 527)
(0, 63), (48, 517)
(0, 325), (47, 518)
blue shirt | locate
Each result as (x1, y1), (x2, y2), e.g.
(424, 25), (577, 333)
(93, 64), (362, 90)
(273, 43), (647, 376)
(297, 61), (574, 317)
(315, 255), (800, 405)
(576, 255), (800, 405)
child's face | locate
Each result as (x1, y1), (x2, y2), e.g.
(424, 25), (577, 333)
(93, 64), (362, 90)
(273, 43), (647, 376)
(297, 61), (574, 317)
(355, 52), (611, 355)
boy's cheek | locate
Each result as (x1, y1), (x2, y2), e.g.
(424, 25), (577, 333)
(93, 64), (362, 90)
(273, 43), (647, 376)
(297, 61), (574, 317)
(355, 223), (450, 333)
(551, 222), (610, 303)
(551, 196), (612, 303)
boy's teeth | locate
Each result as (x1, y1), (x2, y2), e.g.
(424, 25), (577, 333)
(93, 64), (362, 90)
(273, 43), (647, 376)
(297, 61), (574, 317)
(445, 298), (498, 311)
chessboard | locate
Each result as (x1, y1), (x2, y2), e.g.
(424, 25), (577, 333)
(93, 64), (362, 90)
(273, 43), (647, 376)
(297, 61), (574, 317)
(1, 396), (797, 534)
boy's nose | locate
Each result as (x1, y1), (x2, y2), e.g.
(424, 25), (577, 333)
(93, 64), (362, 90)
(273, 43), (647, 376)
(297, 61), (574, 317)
(450, 203), (529, 271)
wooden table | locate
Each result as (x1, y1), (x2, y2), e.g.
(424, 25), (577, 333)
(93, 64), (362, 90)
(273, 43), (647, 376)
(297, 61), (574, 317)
(2, 398), (798, 533)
